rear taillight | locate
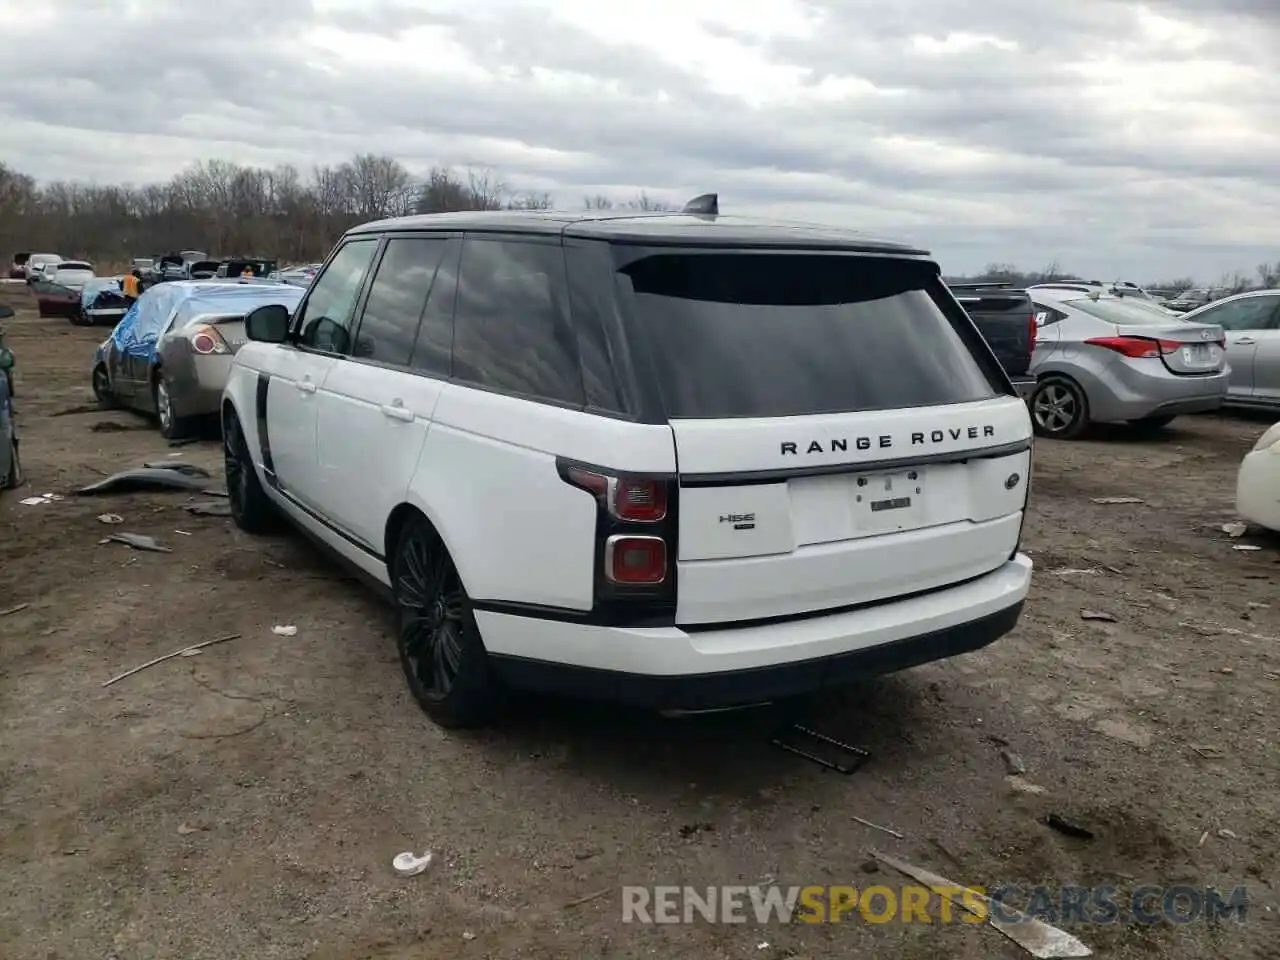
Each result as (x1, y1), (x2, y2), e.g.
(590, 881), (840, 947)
(1085, 336), (1181, 359)
(564, 467), (668, 522)
(1028, 312), (1037, 344)
(190, 324), (230, 355)
(559, 461), (678, 626)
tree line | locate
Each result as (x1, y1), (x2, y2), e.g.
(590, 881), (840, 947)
(2, 155), (1276, 288)
(948, 260), (1280, 295)
(0, 154), (674, 269)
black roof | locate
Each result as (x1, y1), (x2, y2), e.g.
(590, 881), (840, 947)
(344, 210), (929, 256)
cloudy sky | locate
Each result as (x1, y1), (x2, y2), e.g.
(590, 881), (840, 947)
(0, 0), (1277, 280)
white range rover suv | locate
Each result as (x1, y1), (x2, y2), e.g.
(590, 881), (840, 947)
(222, 198), (1034, 728)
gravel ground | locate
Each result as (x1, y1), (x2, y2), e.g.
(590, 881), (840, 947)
(1, 283), (1278, 960)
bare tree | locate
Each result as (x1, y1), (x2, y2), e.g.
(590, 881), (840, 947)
(624, 190), (673, 211)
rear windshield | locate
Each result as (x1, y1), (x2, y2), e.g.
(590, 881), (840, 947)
(618, 252), (998, 419)
(1059, 297), (1175, 325)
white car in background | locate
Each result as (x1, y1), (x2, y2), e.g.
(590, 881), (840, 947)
(24, 253), (62, 282)
(49, 261), (95, 292)
(1237, 420), (1280, 532)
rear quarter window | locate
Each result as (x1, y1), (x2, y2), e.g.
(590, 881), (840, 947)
(617, 252), (999, 419)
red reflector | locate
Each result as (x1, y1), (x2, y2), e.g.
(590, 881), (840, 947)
(605, 535), (666, 584)
(614, 477), (667, 522)
(192, 333), (217, 354)
(1028, 312), (1037, 343)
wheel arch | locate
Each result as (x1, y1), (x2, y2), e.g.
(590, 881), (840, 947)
(383, 501), (473, 595)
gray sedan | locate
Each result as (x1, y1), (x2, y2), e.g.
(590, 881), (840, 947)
(1026, 287), (1228, 439)
(1177, 289), (1280, 411)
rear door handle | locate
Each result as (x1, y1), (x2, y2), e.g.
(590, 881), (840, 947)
(296, 378), (316, 394)
(380, 402), (414, 422)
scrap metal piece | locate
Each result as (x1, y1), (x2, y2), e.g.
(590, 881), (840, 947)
(104, 532), (172, 553)
(184, 500), (232, 517)
(871, 849), (1092, 958)
(142, 461), (211, 477)
(771, 724), (870, 775)
(76, 467), (211, 495)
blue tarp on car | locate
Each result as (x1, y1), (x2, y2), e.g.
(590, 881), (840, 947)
(107, 281), (303, 364)
(81, 277), (124, 312)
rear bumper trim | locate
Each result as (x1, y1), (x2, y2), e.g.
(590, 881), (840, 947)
(489, 602), (1024, 710)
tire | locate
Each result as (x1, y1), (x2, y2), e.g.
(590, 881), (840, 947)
(153, 374), (190, 440)
(91, 364), (117, 410)
(391, 515), (500, 729)
(1030, 375), (1090, 439)
(1128, 414), (1176, 431)
(2, 436), (20, 490)
(223, 410), (276, 534)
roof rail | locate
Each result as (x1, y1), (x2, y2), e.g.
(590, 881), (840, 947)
(946, 280), (1013, 289)
(682, 193), (719, 215)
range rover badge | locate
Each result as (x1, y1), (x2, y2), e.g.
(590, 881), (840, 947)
(1005, 473), (1021, 490)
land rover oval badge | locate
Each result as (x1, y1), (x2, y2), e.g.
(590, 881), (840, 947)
(1005, 473), (1020, 490)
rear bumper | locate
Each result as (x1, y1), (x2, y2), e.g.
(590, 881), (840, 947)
(165, 351), (234, 419)
(480, 553), (1032, 709)
(1046, 357), (1228, 422)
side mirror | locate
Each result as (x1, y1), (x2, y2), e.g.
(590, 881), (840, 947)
(0, 305), (13, 319)
(245, 304), (291, 343)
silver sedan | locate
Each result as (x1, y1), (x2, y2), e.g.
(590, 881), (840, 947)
(1177, 289), (1280, 411)
(1026, 287), (1228, 439)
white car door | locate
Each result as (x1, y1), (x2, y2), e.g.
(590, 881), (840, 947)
(265, 237), (380, 513)
(313, 235), (457, 555)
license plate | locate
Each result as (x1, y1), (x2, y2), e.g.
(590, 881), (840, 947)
(1181, 343), (1215, 367)
(854, 471), (923, 529)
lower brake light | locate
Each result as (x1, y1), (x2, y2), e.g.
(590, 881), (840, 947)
(1085, 336), (1181, 359)
(1028, 311), (1037, 344)
(605, 535), (666, 584)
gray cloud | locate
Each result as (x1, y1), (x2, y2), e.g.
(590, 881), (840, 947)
(0, 0), (1276, 280)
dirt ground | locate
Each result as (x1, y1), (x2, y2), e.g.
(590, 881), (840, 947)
(1, 281), (1278, 960)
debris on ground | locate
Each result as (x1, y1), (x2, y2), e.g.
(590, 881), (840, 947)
(1048, 568), (1099, 577)
(185, 500), (232, 517)
(1233, 544), (1262, 552)
(1221, 522), (1248, 538)
(1080, 610), (1117, 622)
(90, 421), (143, 433)
(271, 625), (298, 637)
(1091, 496), (1143, 505)
(143, 461), (211, 477)
(564, 888), (612, 909)
(76, 468), (211, 495)
(871, 849), (1092, 958)
(1001, 750), (1027, 775)
(96, 513), (123, 524)
(1218, 828), (1238, 840)
(20, 493), (63, 505)
(0, 603), (29, 617)
(177, 823), (202, 836)
(168, 436), (200, 448)
(771, 724), (871, 774)
(1189, 744), (1226, 759)
(851, 815), (904, 839)
(1007, 776), (1048, 795)
(101, 533), (171, 553)
(101, 633), (243, 687)
(174, 529), (192, 536)
(1041, 814), (1094, 840)
(461, 931), (476, 941)
(392, 851), (433, 877)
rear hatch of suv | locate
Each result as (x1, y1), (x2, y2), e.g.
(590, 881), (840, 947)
(614, 250), (1032, 627)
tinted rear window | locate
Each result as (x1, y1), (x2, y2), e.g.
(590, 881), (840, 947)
(619, 253), (997, 419)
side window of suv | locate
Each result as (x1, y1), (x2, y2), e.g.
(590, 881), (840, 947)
(451, 238), (584, 405)
(351, 237), (450, 367)
(294, 238), (379, 354)
(1201, 296), (1280, 331)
